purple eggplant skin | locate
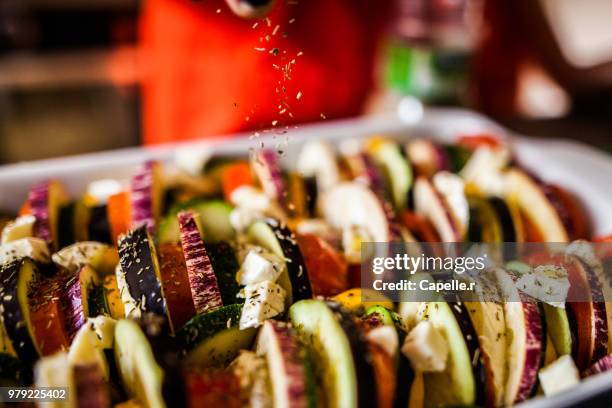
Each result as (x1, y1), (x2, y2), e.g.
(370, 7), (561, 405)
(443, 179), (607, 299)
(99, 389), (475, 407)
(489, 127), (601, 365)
(0, 259), (40, 365)
(264, 218), (312, 301)
(448, 301), (486, 406)
(28, 180), (53, 246)
(583, 354), (612, 378)
(117, 225), (167, 317)
(254, 149), (287, 205)
(260, 320), (313, 408)
(63, 275), (87, 341)
(131, 161), (159, 234)
(73, 363), (110, 408)
(325, 300), (377, 408)
(572, 257), (609, 366)
(178, 210), (223, 315)
(360, 153), (387, 195)
(514, 301), (545, 404)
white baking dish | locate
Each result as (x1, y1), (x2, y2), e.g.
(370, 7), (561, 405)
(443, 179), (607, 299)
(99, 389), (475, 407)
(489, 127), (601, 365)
(0, 107), (611, 406)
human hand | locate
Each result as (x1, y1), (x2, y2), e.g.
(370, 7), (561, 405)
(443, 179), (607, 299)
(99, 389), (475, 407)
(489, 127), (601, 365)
(224, 0), (275, 19)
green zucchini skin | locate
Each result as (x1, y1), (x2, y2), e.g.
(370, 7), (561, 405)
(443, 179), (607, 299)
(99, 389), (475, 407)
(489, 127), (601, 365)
(205, 242), (242, 305)
(325, 300), (378, 408)
(178, 304), (244, 350)
(449, 301), (486, 406)
(178, 304), (255, 368)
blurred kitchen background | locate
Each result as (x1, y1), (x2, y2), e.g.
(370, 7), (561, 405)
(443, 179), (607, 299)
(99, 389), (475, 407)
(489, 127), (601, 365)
(0, 0), (611, 164)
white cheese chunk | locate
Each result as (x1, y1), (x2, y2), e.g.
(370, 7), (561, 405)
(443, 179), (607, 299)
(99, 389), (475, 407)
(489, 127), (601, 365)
(515, 265), (570, 308)
(239, 281), (286, 329)
(460, 146), (510, 196)
(229, 186), (286, 230)
(296, 140), (340, 192)
(538, 355), (580, 396)
(174, 146), (212, 176)
(0, 237), (50, 265)
(296, 218), (336, 237)
(86, 179), (122, 204)
(230, 186), (274, 213)
(367, 326), (399, 357)
(566, 240), (599, 269)
(239, 250), (284, 286)
(230, 207), (262, 233)
(1, 215), (36, 244)
(401, 320), (449, 372)
(342, 224), (372, 264)
(433, 171), (469, 236)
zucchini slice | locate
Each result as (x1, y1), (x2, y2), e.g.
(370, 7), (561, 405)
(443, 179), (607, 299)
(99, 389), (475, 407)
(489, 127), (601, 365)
(288, 299), (376, 408)
(419, 302), (481, 408)
(205, 241), (241, 305)
(0, 259), (40, 364)
(114, 319), (166, 408)
(366, 137), (413, 211)
(179, 304), (256, 367)
(247, 219), (312, 307)
(157, 200), (234, 245)
(52, 241), (116, 275)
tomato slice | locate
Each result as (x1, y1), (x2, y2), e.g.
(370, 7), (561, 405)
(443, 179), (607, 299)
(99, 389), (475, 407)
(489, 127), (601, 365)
(547, 185), (590, 240)
(370, 343), (396, 408)
(19, 201), (31, 216)
(296, 233), (349, 297)
(30, 277), (70, 355)
(401, 210), (440, 243)
(519, 210), (544, 242)
(185, 370), (243, 408)
(107, 191), (131, 244)
(222, 162), (253, 202)
(158, 243), (196, 331)
(523, 252), (595, 369)
(456, 133), (502, 150)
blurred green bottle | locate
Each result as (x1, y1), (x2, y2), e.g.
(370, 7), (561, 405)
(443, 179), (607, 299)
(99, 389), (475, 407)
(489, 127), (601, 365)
(385, 0), (482, 105)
